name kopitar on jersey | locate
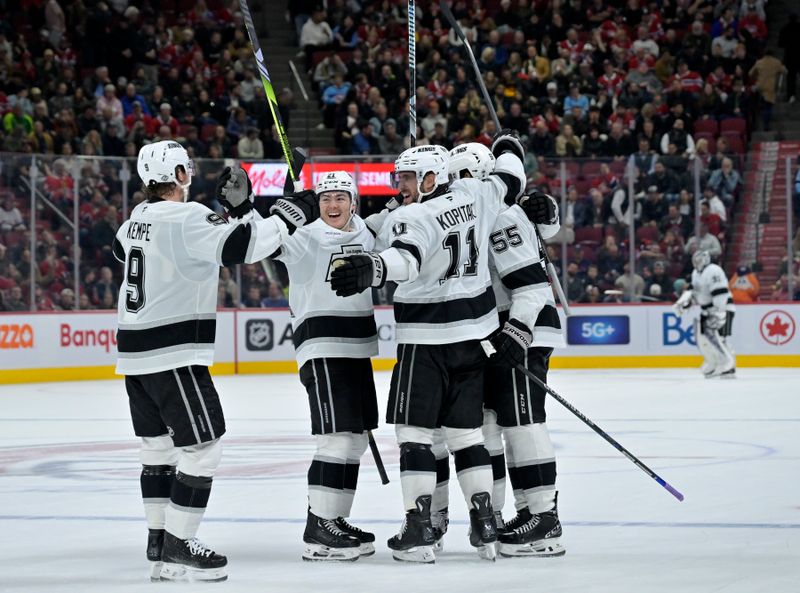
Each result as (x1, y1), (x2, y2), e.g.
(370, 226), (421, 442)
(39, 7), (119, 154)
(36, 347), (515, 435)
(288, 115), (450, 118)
(436, 203), (476, 231)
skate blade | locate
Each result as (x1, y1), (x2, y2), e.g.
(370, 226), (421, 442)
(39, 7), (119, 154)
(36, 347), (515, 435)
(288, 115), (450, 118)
(149, 561), (163, 582)
(302, 543), (360, 562)
(391, 546), (435, 564)
(499, 538), (566, 558)
(477, 542), (497, 561)
(432, 538), (444, 552)
(159, 562), (228, 582)
(358, 542), (376, 556)
(719, 370), (737, 380)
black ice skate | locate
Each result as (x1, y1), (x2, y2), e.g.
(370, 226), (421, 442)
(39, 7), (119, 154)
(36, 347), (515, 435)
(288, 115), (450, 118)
(387, 495), (436, 564)
(468, 492), (498, 561)
(497, 507), (533, 537)
(302, 511), (361, 562)
(430, 506), (449, 552)
(498, 505), (566, 558)
(146, 528), (165, 581)
(334, 517), (375, 556)
(160, 532), (228, 582)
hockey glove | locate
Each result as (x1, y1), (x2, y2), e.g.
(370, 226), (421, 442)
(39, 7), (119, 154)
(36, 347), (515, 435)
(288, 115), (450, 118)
(672, 289), (693, 317)
(330, 253), (387, 297)
(704, 311), (726, 331)
(270, 189), (320, 234)
(489, 319), (532, 369)
(518, 191), (557, 224)
(215, 166), (254, 218)
(491, 128), (526, 161)
(385, 191), (405, 211)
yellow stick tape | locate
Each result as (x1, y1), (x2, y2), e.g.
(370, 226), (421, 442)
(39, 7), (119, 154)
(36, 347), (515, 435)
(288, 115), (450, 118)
(1, 356), (797, 385)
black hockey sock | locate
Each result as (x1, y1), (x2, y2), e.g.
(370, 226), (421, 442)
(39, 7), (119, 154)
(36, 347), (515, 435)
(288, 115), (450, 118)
(399, 442), (436, 511)
(453, 444), (494, 508)
(141, 465), (175, 530)
(308, 457), (347, 518)
(165, 471), (212, 540)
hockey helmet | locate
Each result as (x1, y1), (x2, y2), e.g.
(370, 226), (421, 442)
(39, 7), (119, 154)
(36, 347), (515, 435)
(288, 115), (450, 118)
(448, 142), (495, 181)
(692, 250), (710, 272)
(316, 170), (358, 227)
(137, 140), (195, 200)
(393, 144), (449, 200)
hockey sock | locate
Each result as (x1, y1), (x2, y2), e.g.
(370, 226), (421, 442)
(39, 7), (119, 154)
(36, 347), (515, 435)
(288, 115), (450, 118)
(482, 412), (506, 513)
(308, 433), (351, 519)
(165, 471), (212, 540)
(453, 444), (494, 509)
(141, 464), (175, 530)
(342, 433), (368, 517)
(504, 424), (556, 514)
(399, 442), (437, 511)
(431, 433), (450, 512)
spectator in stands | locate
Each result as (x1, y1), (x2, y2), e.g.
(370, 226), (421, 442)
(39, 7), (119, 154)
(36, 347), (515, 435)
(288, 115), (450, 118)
(56, 287), (75, 311)
(605, 121), (634, 160)
(243, 285), (263, 308)
(237, 127), (264, 159)
(660, 119), (695, 158)
(646, 161), (680, 200)
(687, 224), (723, 258)
(421, 99), (447, 137)
(0, 197), (25, 231)
(555, 124), (582, 157)
(565, 262), (584, 302)
(150, 103), (179, 137)
(378, 119), (404, 154)
(352, 120), (380, 155)
(628, 136), (657, 180)
(707, 157), (741, 205)
(662, 204), (693, 240)
(261, 282), (289, 307)
(749, 50), (787, 131)
(615, 262), (645, 302)
(729, 265), (761, 303)
(3, 285), (27, 311)
(641, 186), (668, 227)
(300, 7), (334, 71)
(529, 119), (555, 157)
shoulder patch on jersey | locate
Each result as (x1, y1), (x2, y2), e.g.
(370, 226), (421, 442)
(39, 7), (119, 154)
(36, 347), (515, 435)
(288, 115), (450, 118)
(206, 213), (228, 226)
(392, 222), (407, 237)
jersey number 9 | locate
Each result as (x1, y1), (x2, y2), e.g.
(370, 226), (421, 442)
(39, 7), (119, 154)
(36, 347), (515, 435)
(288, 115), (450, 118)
(125, 247), (146, 313)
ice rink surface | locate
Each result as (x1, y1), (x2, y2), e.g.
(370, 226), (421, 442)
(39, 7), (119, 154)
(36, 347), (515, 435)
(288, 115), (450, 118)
(1, 368), (798, 593)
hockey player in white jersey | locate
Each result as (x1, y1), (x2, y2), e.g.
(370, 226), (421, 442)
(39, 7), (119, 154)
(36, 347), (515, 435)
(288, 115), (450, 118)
(673, 250), (736, 378)
(266, 171), (379, 562)
(330, 134), (530, 563)
(447, 143), (567, 558)
(113, 141), (318, 581)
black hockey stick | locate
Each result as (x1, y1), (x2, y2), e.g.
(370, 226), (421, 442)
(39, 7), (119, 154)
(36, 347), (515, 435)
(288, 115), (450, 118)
(480, 341), (685, 502)
(439, 0), (571, 316)
(368, 432), (390, 485)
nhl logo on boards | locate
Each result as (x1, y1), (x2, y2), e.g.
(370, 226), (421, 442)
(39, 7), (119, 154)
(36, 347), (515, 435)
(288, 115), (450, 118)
(246, 319), (274, 351)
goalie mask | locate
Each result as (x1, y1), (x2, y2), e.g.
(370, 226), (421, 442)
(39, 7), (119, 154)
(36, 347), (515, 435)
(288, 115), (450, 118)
(692, 250), (711, 272)
(448, 142), (495, 181)
(137, 140), (195, 201)
(316, 170), (358, 229)
(393, 145), (449, 200)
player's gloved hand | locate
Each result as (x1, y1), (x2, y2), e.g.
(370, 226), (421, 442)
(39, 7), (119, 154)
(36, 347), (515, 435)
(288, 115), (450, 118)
(215, 166), (254, 218)
(491, 128), (525, 161)
(488, 319), (532, 369)
(270, 189), (319, 234)
(385, 191), (405, 211)
(330, 253), (386, 297)
(518, 191), (557, 224)
(672, 289), (693, 317)
(705, 311), (726, 330)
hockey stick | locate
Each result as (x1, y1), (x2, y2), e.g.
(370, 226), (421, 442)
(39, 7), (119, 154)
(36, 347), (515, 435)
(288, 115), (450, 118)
(439, 0), (571, 317)
(239, 0), (299, 187)
(480, 341), (685, 502)
(408, 0), (417, 147)
(368, 431), (390, 485)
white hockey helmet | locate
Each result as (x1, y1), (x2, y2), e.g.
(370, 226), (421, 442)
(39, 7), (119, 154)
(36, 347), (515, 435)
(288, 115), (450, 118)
(692, 250), (711, 272)
(393, 144), (449, 200)
(315, 170), (358, 201)
(448, 142), (496, 181)
(137, 140), (195, 200)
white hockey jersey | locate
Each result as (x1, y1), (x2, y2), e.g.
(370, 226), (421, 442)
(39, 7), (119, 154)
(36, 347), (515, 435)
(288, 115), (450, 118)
(378, 166), (523, 345)
(273, 215), (378, 367)
(690, 263), (736, 316)
(113, 199), (290, 375)
(489, 205), (565, 349)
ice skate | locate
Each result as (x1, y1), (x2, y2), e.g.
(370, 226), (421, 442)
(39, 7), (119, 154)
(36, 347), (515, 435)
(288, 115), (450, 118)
(302, 511), (361, 562)
(468, 492), (498, 561)
(431, 506), (448, 552)
(160, 532), (228, 582)
(387, 495), (436, 563)
(334, 517), (375, 556)
(146, 529), (164, 582)
(498, 506), (565, 558)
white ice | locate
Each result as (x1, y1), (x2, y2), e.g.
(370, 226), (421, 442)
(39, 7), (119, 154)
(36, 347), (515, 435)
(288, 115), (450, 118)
(1, 369), (798, 593)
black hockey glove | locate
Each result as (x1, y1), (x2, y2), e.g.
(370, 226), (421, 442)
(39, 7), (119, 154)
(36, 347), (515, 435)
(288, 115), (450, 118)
(215, 166), (254, 218)
(385, 191), (404, 211)
(489, 319), (532, 369)
(330, 253), (387, 297)
(491, 128), (526, 161)
(518, 191), (557, 224)
(269, 189), (320, 234)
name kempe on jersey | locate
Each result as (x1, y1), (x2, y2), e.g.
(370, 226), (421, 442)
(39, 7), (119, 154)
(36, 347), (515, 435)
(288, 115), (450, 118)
(113, 200), (287, 375)
(273, 215), (378, 367)
(384, 176), (511, 345)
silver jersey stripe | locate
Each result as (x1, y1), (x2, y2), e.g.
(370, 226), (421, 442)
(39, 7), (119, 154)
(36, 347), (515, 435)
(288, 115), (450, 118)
(172, 369), (201, 444)
(393, 344), (405, 423)
(118, 312), (217, 331)
(117, 343), (214, 359)
(188, 366), (215, 440)
(311, 360), (325, 432)
(323, 359), (336, 433)
(405, 345), (417, 425)
(292, 309), (376, 327)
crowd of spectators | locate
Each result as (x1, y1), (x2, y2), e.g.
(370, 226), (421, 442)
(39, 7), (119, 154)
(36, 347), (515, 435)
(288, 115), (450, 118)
(0, 0), (298, 311)
(293, 0), (772, 302)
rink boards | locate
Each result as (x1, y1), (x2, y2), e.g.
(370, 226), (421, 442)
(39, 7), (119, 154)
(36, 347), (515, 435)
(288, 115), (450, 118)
(1, 304), (798, 383)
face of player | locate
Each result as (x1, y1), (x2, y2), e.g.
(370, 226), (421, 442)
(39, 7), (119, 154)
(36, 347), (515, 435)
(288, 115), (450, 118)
(397, 171), (436, 201)
(319, 191), (353, 230)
